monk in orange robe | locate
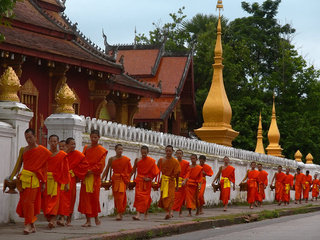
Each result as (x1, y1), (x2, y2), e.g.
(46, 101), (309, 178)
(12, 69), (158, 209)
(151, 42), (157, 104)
(58, 140), (66, 152)
(198, 155), (213, 214)
(182, 154), (203, 216)
(294, 168), (305, 204)
(131, 145), (159, 220)
(78, 130), (108, 227)
(271, 165), (286, 205)
(303, 170), (312, 202)
(212, 156), (235, 211)
(157, 145), (181, 219)
(42, 135), (70, 228)
(172, 149), (189, 216)
(102, 143), (132, 221)
(283, 167), (294, 205)
(311, 173), (320, 201)
(57, 137), (88, 226)
(11, 128), (51, 234)
(256, 163), (268, 206)
(241, 162), (259, 209)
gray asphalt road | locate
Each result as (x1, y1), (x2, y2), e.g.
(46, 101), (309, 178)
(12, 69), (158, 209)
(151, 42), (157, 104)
(154, 211), (320, 240)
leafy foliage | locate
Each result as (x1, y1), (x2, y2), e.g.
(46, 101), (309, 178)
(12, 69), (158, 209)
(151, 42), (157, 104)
(0, 0), (19, 42)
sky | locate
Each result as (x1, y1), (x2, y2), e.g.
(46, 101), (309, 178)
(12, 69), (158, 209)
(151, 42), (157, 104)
(64, 0), (320, 69)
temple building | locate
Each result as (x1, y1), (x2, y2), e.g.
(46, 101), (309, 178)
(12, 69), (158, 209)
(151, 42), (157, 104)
(0, 0), (161, 143)
(115, 44), (197, 136)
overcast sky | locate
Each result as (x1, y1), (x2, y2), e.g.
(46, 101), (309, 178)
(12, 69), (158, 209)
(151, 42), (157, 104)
(64, 0), (320, 69)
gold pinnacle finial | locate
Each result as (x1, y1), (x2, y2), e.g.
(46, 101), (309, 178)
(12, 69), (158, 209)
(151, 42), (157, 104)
(255, 112), (265, 154)
(305, 153), (313, 164)
(216, 0), (223, 16)
(55, 77), (76, 114)
(294, 150), (302, 162)
(0, 67), (21, 102)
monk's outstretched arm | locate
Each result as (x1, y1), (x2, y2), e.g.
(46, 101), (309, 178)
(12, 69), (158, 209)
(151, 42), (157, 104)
(241, 170), (249, 183)
(130, 158), (138, 178)
(101, 157), (112, 180)
(212, 167), (222, 184)
(270, 173), (276, 186)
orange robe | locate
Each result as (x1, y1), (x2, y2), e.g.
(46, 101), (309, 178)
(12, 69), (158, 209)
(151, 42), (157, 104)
(311, 179), (320, 198)
(199, 164), (213, 207)
(257, 170), (268, 202)
(78, 145), (107, 217)
(185, 165), (203, 210)
(111, 156), (132, 214)
(158, 157), (181, 211)
(172, 159), (190, 211)
(303, 174), (312, 200)
(283, 174), (294, 203)
(220, 165), (235, 205)
(16, 145), (51, 225)
(133, 156), (159, 213)
(58, 150), (88, 216)
(247, 170), (259, 204)
(42, 151), (70, 217)
(275, 172), (286, 202)
(295, 173), (305, 200)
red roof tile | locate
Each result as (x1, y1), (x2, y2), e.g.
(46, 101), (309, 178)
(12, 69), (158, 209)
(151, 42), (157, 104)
(134, 97), (174, 120)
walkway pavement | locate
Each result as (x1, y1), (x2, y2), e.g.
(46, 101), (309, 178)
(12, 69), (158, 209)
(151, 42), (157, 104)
(1, 201), (319, 240)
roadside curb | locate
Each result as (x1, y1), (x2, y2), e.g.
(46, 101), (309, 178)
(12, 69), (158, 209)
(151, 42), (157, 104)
(71, 206), (320, 240)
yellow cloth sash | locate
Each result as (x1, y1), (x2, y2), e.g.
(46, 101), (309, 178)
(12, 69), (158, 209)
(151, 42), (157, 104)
(178, 177), (184, 188)
(61, 170), (73, 190)
(221, 177), (230, 188)
(113, 173), (127, 193)
(47, 172), (58, 197)
(84, 173), (94, 193)
(285, 184), (290, 194)
(160, 175), (171, 198)
(20, 169), (39, 189)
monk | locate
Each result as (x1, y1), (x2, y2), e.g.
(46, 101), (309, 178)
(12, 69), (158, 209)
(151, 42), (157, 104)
(283, 168), (294, 205)
(294, 168), (305, 204)
(102, 144), (132, 221)
(131, 145), (159, 220)
(271, 165), (286, 205)
(157, 145), (181, 219)
(303, 170), (312, 203)
(311, 173), (320, 201)
(78, 130), (108, 227)
(172, 149), (189, 216)
(42, 135), (70, 228)
(182, 154), (203, 216)
(212, 156), (235, 211)
(57, 137), (88, 226)
(12, 128), (51, 234)
(58, 140), (66, 152)
(198, 155), (213, 214)
(241, 162), (259, 209)
(256, 163), (268, 207)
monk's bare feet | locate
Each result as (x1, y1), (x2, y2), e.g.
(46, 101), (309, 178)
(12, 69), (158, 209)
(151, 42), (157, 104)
(95, 217), (101, 226)
(81, 222), (91, 227)
(57, 220), (65, 226)
(164, 214), (171, 220)
(23, 224), (32, 235)
(31, 223), (36, 233)
(187, 213), (192, 217)
(144, 215), (148, 220)
(116, 214), (122, 221)
(48, 221), (55, 229)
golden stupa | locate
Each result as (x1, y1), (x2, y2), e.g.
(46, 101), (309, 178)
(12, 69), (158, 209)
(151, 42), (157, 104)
(55, 76), (76, 114)
(195, 0), (239, 146)
(294, 150), (302, 162)
(0, 67), (21, 102)
(305, 153), (313, 164)
(255, 112), (265, 154)
(265, 95), (283, 157)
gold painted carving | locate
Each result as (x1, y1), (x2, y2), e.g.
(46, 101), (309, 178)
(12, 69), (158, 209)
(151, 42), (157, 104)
(55, 79), (76, 114)
(0, 67), (21, 102)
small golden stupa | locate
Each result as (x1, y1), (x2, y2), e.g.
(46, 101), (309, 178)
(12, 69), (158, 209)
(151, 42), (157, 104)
(55, 76), (76, 114)
(0, 67), (21, 102)
(294, 150), (302, 162)
(195, 0), (239, 146)
(305, 153), (313, 164)
(255, 112), (265, 154)
(265, 95), (283, 157)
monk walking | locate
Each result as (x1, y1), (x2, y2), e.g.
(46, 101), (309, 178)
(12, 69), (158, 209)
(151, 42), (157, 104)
(271, 165), (286, 205)
(303, 170), (312, 203)
(157, 145), (181, 219)
(283, 167), (294, 205)
(241, 162), (259, 209)
(172, 149), (189, 216)
(57, 137), (88, 226)
(11, 128), (51, 234)
(294, 168), (304, 204)
(58, 140), (66, 152)
(256, 163), (268, 207)
(198, 155), (213, 214)
(102, 144), (132, 221)
(131, 146), (159, 220)
(78, 130), (108, 227)
(182, 154), (203, 216)
(311, 173), (320, 201)
(43, 135), (70, 228)
(212, 156), (235, 211)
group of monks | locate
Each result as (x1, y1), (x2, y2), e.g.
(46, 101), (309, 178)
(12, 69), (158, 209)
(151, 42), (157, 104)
(7, 128), (320, 235)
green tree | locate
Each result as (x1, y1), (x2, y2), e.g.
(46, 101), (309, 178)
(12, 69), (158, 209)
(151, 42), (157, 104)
(0, 0), (19, 41)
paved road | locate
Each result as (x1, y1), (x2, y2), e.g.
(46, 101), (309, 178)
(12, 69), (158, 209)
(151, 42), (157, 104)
(155, 211), (320, 240)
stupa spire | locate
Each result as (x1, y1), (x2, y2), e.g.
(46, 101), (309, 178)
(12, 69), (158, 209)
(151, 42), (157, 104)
(195, 0), (238, 146)
(266, 95), (283, 157)
(255, 112), (265, 154)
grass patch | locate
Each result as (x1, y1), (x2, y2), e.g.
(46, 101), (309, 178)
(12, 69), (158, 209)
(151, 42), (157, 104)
(258, 210), (280, 220)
